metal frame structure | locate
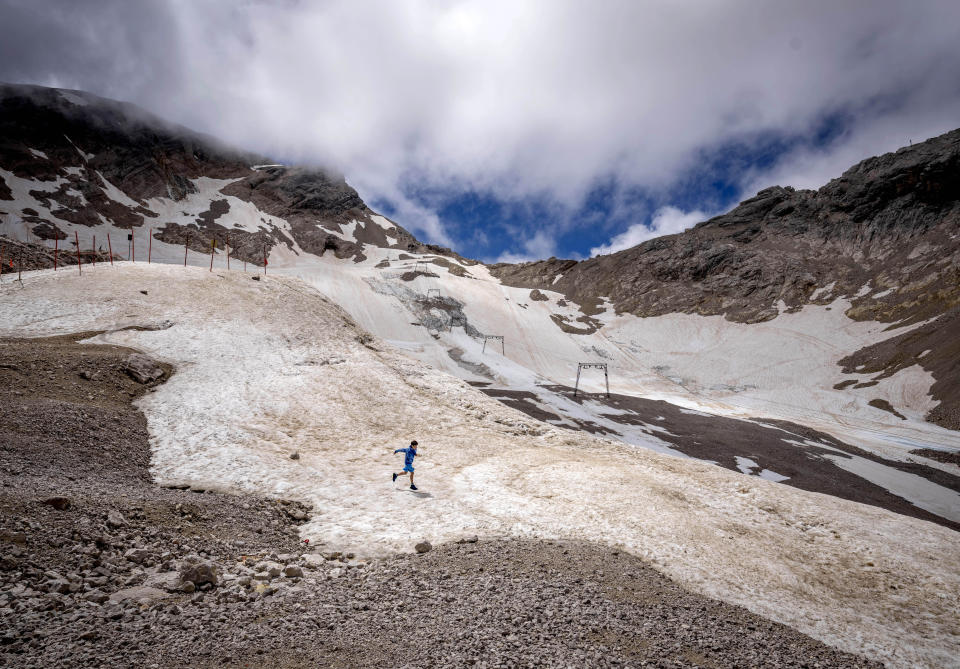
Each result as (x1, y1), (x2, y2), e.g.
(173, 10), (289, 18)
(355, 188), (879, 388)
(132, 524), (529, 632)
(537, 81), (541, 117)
(427, 288), (441, 301)
(449, 314), (466, 331)
(414, 260), (430, 274)
(482, 335), (505, 355)
(574, 362), (609, 398)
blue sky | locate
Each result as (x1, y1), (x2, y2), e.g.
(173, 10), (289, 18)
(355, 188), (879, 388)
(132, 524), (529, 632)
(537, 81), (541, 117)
(372, 108), (859, 261)
(2, 0), (959, 262)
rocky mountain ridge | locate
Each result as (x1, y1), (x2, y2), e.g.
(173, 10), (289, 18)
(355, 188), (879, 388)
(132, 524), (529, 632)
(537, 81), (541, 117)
(492, 128), (960, 327)
(0, 83), (453, 265)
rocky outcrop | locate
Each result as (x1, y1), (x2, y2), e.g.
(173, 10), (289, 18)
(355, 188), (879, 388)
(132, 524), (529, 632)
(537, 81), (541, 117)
(492, 128), (960, 326)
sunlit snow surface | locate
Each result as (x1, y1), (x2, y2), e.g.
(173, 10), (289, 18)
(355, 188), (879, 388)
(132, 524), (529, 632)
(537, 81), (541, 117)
(2, 263), (959, 669)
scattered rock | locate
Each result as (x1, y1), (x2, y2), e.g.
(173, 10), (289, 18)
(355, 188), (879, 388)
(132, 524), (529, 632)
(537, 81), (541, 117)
(252, 275), (261, 281)
(289, 452), (300, 460)
(283, 565), (303, 578)
(415, 541), (433, 554)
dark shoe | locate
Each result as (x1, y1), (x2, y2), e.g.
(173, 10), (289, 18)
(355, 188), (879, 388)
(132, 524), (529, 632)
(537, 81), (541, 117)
(392, 473), (398, 482)
(410, 484), (418, 491)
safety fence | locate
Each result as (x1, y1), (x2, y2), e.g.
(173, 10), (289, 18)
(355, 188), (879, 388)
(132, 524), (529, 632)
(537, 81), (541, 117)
(0, 221), (270, 282)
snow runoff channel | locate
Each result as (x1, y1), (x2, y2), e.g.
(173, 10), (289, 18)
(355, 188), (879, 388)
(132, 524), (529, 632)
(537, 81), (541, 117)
(2, 264), (959, 669)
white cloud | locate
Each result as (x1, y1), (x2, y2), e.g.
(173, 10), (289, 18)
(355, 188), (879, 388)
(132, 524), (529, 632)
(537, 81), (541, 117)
(590, 206), (709, 257)
(2, 0), (959, 251)
(493, 230), (557, 264)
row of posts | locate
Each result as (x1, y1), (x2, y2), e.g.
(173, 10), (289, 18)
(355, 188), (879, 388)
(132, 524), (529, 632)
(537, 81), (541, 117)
(1, 226), (270, 282)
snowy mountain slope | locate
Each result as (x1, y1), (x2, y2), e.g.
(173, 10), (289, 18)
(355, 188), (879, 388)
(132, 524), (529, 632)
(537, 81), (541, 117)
(1, 263), (959, 669)
(1, 84), (958, 531)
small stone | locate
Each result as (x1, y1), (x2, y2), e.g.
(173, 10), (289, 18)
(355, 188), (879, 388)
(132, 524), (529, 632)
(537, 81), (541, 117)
(301, 554), (324, 569)
(252, 276), (261, 281)
(41, 496), (71, 511)
(123, 353), (164, 384)
(415, 541), (432, 554)
(143, 572), (181, 592)
(47, 579), (71, 594)
(289, 452), (300, 460)
(83, 589), (109, 604)
(283, 565), (303, 578)
(124, 548), (151, 564)
(106, 510), (126, 528)
(108, 586), (168, 605)
(179, 561), (218, 586)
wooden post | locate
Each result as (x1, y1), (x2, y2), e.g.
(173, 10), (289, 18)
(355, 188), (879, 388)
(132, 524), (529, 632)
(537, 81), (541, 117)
(131, 232), (135, 263)
(184, 240), (188, 266)
(54, 236), (58, 271)
(0, 244), (4, 282)
(263, 246), (267, 275)
(226, 240), (230, 270)
(107, 233), (113, 265)
(148, 228), (152, 263)
(74, 230), (82, 275)
(91, 235), (96, 267)
(210, 238), (215, 271)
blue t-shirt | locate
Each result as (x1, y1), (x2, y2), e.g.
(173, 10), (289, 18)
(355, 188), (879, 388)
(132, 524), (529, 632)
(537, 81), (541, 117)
(394, 447), (417, 467)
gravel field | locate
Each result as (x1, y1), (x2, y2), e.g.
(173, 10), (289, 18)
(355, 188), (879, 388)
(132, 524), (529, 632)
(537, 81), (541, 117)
(0, 334), (880, 668)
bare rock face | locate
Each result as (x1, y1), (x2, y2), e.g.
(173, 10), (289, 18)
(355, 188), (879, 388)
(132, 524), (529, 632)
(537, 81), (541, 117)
(123, 353), (164, 384)
(491, 128), (960, 327)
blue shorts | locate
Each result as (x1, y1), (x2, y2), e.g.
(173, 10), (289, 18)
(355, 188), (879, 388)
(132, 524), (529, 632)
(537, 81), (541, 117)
(403, 464), (415, 473)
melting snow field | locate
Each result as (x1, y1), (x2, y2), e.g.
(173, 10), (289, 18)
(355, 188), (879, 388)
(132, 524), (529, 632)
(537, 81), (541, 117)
(2, 264), (959, 669)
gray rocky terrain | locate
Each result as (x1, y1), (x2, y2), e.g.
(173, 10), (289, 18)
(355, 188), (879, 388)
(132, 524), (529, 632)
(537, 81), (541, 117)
(0, 334), (880, 668)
